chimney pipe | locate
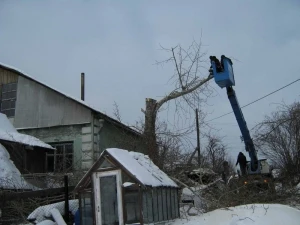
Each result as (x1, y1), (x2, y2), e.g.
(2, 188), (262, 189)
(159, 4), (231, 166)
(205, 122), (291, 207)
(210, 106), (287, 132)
(81, 73), (85, 101)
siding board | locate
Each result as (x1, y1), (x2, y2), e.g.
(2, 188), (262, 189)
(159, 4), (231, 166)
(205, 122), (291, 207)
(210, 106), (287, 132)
(14, 76), (92, 128)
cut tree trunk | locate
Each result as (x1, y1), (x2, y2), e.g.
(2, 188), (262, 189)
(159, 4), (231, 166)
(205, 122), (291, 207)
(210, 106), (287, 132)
(144, 98), (159, 165)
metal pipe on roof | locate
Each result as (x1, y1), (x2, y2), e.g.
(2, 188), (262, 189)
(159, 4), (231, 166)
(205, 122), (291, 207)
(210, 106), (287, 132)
(81, 73), (85, 101)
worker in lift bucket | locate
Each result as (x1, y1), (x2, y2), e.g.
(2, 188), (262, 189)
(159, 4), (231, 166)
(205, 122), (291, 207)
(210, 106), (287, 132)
(209, 56), (223, 73)
(236, 152), (247, 176)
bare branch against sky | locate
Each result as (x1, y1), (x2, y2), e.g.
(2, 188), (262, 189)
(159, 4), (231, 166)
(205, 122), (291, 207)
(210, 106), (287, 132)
(0, 0), (299, 160)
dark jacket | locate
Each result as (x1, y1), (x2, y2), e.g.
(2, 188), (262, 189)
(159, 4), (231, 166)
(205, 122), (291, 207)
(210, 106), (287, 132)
(236, 152), (247, 166)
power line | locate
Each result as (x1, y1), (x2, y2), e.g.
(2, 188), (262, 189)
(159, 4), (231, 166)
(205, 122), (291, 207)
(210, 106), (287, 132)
(206, 78), (300, 122)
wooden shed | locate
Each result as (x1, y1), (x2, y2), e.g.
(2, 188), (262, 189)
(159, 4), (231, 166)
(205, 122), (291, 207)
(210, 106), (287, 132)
(74, 148), (180, 225)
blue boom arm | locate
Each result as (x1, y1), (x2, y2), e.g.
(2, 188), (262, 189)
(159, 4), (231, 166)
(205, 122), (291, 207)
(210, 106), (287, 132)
(210, 55), (259, 172)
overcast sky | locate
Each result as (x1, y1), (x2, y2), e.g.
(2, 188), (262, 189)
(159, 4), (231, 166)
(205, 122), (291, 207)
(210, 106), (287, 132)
(0, 0), (299, 161)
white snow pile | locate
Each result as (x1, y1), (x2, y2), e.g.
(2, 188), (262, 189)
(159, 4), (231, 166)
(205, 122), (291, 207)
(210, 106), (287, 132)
(272, 169), (281, 179)
(0, 143), (37, 189)
(173, 204), (300, 225)
(0, 113), (54, 149)
(27, 200), (78, 223)
(123, 182), (135, 187)
(107, 148), (178, 187)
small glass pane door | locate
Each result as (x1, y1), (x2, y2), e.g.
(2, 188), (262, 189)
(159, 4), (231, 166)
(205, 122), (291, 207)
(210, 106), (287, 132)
(100, 175), (118, 225)
(94, 170), (123, 225)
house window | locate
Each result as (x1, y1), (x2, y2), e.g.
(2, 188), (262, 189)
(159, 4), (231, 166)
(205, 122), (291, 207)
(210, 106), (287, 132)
(46, 142), (73, 173)
(0, 82), (17, 117)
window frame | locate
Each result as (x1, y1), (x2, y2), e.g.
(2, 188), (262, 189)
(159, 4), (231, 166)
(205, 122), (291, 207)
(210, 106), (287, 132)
(46, 142), (74, 173)
(0, 82), (17, 117)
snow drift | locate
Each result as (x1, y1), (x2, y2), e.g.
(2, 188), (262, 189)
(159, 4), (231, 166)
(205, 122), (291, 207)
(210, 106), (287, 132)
(173, 204), (300, 225)
(0, 143), (36, 189)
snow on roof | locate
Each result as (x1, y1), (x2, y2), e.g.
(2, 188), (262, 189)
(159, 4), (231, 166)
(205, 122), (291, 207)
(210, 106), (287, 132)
(0, 143), (37, 189)
(0, 63), (141, 136)
(0, 113), (54, 149)
(123, 182), (135, 187)
(107, 148), (178, 188)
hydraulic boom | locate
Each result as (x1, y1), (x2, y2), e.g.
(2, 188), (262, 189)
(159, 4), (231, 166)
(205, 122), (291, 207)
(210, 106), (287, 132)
(210, 55), (259, 173)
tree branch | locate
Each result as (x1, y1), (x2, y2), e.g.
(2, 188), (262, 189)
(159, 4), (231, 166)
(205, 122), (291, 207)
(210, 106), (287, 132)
(156, 74), (213, 111)
(171, 47), (185, 90)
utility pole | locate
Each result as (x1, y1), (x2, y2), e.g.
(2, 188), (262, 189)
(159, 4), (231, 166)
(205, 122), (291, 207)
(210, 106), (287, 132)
(195, 108), (201, 167)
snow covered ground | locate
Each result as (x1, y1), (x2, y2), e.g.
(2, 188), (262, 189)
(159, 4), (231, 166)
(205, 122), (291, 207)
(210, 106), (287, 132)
(25, 202), (300, 225)
(173, 204), (300, 225)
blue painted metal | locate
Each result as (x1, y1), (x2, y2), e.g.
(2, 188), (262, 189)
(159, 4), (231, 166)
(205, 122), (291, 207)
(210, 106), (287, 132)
(227, 87), (259, 173)
(74, 209), (80, 225)
(211, 56), (235, 88)
(210, 55), (259, 173)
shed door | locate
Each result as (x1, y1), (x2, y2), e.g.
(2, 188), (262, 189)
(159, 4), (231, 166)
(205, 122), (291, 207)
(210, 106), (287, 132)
(93, 170), (123, 225)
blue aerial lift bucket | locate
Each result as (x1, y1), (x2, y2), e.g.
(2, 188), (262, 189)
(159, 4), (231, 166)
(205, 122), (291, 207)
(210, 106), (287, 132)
(210, 55), (261, 174)
(211, 55), (235, 88)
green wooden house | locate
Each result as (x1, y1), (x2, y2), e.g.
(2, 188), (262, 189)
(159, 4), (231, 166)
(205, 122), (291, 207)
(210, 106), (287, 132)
(0, 63), (144, 178)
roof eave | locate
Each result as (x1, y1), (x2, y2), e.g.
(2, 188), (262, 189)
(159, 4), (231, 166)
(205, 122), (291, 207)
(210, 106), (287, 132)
(0, 139), (55, 150)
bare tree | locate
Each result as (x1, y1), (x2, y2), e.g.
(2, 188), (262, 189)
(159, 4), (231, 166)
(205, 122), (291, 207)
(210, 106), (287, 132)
(113, 101), (122, 122)
(203, 133), (229, 173)
(254, 102), (300, 186)
(111, 102), (193, 171)
(142, 40), (213, 164)
(133, 118), (192, 170)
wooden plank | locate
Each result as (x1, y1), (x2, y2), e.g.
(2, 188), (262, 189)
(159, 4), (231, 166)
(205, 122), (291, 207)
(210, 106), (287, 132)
(0, 186), (75, 201)
(139, 187), (144, 225)
(0, 67), (18, 85)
